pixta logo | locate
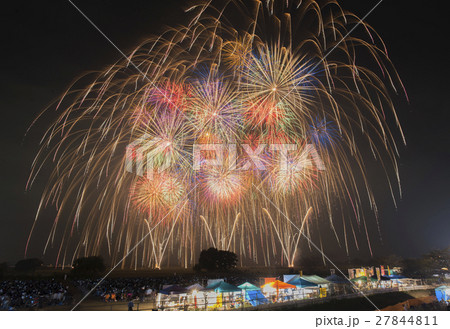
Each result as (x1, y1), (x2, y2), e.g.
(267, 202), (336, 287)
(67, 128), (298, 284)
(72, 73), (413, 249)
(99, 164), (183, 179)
(126, 138), (325, 178)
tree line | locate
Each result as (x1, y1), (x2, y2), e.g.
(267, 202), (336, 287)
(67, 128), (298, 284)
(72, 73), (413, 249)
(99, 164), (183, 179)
(1, 246), (448, 278)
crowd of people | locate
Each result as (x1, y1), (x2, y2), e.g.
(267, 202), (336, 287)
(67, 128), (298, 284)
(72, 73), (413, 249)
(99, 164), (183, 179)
(0, 279), (71, 310)
(73, 278), (155, 302)
(71, 273), (256, 303)
(0, 273), (241, 309)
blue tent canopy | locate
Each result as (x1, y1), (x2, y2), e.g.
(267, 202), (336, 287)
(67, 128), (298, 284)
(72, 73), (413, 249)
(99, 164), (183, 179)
(435, 286), (450, 302)
(283, 274), (297, 283)
(245, 290), (269, 306)
(388, 274), (406, 279)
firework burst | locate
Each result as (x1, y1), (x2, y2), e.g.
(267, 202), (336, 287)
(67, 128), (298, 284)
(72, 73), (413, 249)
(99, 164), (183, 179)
(27, 0), (406, 268)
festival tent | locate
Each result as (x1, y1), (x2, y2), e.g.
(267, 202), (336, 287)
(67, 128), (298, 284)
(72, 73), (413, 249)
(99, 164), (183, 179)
(159, 285), (188, 295)
(287, 275), (318, 288)
(205, 281), (241, 293)
(156, 285), (189, 309)
(204, 281), (240, 309)
(245, 290), (269, 306)
(350, 276), (377, 283)
(238, 282), (260, 291)
(325, 274), (348, 284)
(263, 277), (277, 284)
(187, 283), (204, 292)
(261, 280), (296, 300)
(207, 278), (225, 286)
(388, 274), (407, 279)
(286, 276), (318, 299)
(387, 275), (411, 286)
(186, 284), (204, 309)
(238, 282), (268, 306)
(261, 280), (297, 290)
(301, 275), (330, 285)
(283, 274), (297, 283)
(325, 274), (350, 295)
(300, 276), (329, 298)
(435, 286), (450, 302)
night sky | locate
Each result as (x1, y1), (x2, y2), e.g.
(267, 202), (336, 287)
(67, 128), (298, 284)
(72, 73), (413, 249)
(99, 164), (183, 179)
(1, 0), (449, 265)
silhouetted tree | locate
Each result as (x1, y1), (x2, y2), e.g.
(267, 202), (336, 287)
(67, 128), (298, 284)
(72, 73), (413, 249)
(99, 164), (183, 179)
(15, 258), (43, 272)
(217, 250), (238, 270)
(197, 248), (238, 272)
(403, 257), (429, 278)
(374, 254), (405, 268)
(424, 247), (450, 270)
(71, 256), (106, 277)
(402, 247), (450, 278)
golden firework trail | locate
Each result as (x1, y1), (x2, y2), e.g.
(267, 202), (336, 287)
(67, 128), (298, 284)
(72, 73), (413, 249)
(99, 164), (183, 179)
(27, 0), (406, 268)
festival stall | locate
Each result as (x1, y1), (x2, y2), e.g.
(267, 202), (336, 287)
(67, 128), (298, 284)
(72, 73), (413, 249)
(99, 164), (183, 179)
(370, 275), (392, 288)
(325, 274), (348, 284)
(435, 286), (450, 302)
(325, 273), (350, 295)
(283, 274), (297, 283)
(261, 280), (296, 302)
(186, 283), (205, 310)
(301, 275), (330, 286)
(302, 275), (330, 298)
(387, 274), (418, 287)
(238, 282), (268, 306)
(204, 281), (241, 310)
(156, 285), (188, 310)
(350, 275), (377, 290)
(285, 275), (318, 299)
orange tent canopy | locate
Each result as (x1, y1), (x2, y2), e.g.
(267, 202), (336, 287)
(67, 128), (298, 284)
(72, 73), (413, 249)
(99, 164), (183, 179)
(261, 280), (296, 290)
(264, 277), (277, 284)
